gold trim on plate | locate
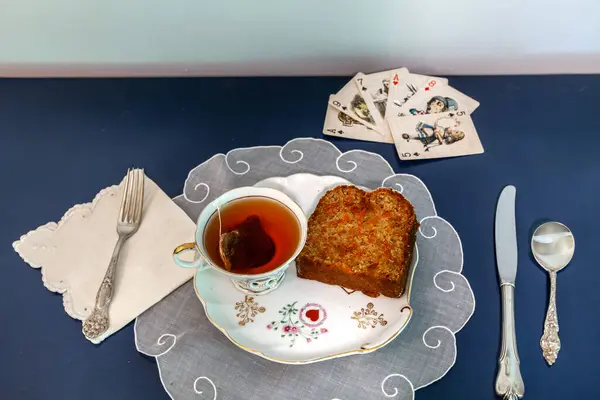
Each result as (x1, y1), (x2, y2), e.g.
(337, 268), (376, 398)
(191, 244), (418, 365)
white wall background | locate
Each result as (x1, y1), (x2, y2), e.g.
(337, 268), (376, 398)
(0, 0), (598, 76)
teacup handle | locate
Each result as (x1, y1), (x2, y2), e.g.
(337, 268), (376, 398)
(173, 242), (211, 270)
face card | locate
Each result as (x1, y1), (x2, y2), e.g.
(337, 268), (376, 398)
(322, 104), (393, 144)
(353, 68), (408, 119)
(394, 81), (480, 118)
(329, 75), (386, 136)
(386, 73), (449, 118)
(388, 110), (484, 160)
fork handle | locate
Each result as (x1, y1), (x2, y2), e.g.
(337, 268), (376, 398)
(95, 235), (126, 310)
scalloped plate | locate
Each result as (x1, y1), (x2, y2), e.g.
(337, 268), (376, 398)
(193, 173), (418, 364)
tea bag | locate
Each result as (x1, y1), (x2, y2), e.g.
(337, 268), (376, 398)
(219, 215), (275, 271)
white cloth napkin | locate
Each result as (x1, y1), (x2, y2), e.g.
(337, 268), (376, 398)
(13, 174), (196, 343)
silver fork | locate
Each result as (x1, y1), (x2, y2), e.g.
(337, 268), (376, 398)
(83, 168), (145, 340)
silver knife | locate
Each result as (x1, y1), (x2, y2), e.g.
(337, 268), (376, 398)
(494, 185), (525, 400)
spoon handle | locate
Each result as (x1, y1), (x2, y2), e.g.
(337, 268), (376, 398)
(540, 271), (561, 365)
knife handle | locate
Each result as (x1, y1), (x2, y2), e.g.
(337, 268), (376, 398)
(495, 284), (525, 400)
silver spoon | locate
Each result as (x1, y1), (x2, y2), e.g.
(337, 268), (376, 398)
(531, 221), (575, 366)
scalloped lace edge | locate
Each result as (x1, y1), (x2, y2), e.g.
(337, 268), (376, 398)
(12, 184), (120, 321)
(126, 138), (474, 398)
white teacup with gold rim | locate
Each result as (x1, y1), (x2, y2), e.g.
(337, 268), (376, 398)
(173, 187), (308, 295)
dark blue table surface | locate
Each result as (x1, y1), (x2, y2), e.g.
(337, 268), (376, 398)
(2, 76), (599, 400)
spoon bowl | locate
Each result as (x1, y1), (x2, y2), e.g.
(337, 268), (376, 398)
(531, 221), (574, 366)
(531, 222), (575, 272)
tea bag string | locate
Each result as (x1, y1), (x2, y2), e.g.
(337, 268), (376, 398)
(216, 203), (223, 236)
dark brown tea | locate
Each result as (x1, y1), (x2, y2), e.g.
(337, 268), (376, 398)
(203, 196), (301, 275)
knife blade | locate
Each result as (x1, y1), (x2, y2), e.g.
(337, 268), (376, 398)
(494, 185), (524, 400)
(495, 185), (518, 285)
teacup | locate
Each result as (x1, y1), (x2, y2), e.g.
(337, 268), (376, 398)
(173, 187), (308, 295)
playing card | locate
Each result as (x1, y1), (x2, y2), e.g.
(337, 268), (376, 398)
(394, 80), (480, 118)
(388, 110), (484, 160)
(352, 68), (408, 119)
(322, 104), (393, 144)
(386, 73), (449, 117)
(351, 73), (394, 136)
(328, 75), (385, 135)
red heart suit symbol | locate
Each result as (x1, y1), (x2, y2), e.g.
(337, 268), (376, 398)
(306, 309), (320, 322)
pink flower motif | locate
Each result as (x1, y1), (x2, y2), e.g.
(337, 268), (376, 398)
(291, 326), (299, 334)
(320, 328), (328, 334)
(266, 324), (272, 330)
(283, 325), (293, 333)
(307, 338), (312, 343)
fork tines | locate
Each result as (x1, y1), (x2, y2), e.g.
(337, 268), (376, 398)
(119, 168), (145, 225)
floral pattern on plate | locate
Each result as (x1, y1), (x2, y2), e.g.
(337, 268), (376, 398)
(351, 303), (388, 329)
(234, 295), (266, 326)
(267, 301), (328, 347)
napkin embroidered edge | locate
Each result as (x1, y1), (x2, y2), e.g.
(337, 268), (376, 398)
(12, 184), (120, 321)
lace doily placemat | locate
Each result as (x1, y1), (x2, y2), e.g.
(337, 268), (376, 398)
(135, 138), (474, 399)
